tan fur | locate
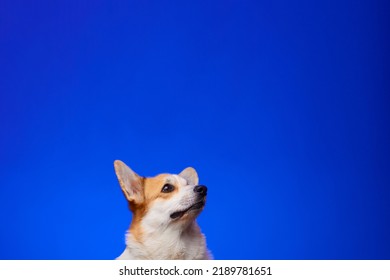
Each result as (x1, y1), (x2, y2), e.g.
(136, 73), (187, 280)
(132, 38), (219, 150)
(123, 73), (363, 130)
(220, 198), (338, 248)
(127, 175), (180, 242)
(144, 175), (180, 202)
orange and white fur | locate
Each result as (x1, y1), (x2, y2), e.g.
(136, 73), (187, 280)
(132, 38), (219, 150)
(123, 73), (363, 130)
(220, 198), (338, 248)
(114, 160), (212, 260)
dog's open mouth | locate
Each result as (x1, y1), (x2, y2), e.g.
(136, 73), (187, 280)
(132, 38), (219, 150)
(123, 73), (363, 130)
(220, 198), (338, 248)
(170, 201), (205, 219)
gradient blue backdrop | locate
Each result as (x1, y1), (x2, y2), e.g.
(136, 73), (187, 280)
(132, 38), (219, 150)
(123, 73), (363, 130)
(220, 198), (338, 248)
(1, 0), (389, 259)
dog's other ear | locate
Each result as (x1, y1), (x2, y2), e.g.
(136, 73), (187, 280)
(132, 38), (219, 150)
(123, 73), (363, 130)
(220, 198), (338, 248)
(179, 167), (199, 185)
(114, 160), (143, 204)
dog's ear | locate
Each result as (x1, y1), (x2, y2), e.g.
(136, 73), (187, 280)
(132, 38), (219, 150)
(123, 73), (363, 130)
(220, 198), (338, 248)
(179, 167), (199, 185)
(114, 160), (144, 204)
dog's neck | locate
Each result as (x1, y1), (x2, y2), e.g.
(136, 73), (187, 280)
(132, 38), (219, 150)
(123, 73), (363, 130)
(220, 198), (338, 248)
(116, 220), (210, 260)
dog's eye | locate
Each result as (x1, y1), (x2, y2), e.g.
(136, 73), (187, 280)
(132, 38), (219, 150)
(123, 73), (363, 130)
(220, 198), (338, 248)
(161, 184), (175, 193)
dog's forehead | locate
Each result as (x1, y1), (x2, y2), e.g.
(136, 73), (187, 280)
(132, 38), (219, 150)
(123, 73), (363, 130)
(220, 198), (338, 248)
(163, 174), (187, 186)
(145, 174), (187, 188)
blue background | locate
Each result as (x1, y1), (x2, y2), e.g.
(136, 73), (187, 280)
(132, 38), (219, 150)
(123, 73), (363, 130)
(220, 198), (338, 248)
(1, 0), (389, 260)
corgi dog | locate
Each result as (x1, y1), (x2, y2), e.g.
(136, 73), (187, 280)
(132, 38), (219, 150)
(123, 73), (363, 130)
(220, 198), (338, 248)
(114, 160), (212, 260)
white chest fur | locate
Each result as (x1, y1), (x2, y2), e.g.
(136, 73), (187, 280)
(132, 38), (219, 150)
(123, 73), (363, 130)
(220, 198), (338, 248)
(116, 222), (211, 260)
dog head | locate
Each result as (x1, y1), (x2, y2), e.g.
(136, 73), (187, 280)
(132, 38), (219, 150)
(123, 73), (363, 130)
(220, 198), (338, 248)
(114, 160), (207, 229)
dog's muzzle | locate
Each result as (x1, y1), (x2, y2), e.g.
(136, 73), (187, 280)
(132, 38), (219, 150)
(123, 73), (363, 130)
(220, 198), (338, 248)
(169, 185), (208, 220)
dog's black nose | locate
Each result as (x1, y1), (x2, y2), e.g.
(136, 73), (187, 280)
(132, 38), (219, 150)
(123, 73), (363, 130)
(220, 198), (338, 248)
(194, 185), (207, 195)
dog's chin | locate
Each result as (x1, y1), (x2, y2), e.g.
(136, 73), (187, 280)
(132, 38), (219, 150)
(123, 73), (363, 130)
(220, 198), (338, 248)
(170, 200), (205, 220)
